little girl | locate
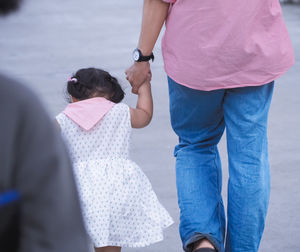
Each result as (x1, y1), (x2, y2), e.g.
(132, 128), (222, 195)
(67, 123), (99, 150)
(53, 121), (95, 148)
(55, 67), (173, 252)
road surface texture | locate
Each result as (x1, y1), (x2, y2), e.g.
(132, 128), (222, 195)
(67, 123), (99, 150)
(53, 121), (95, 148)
(0, 1), (299, 251)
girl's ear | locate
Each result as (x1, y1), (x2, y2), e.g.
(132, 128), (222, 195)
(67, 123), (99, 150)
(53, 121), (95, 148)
(71, 96), (78, 103)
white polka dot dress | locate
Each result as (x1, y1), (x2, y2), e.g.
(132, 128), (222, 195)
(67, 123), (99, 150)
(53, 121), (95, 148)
(56, 103), (173, 248)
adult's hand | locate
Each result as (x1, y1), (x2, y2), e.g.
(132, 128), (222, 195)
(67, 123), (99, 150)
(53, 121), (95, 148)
(125, 61), (151, 94)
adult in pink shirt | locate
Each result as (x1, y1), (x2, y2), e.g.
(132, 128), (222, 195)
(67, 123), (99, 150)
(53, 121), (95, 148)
(126, 1), (294, 252)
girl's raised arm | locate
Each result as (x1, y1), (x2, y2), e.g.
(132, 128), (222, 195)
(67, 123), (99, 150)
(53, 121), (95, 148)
(130, 81), (153, 128)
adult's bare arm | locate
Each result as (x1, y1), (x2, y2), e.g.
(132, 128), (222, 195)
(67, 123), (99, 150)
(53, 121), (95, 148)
(126, 0), (169, 94)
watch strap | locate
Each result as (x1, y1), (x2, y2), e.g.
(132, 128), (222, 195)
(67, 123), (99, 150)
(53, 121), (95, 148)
(138, 52), (154, 62)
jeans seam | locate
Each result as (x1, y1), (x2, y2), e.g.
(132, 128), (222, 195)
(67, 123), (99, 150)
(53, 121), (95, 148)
(213, 146), (223, 248)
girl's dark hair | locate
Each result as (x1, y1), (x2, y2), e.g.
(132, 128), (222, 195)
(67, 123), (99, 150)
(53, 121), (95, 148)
(67, 67), (124, 103)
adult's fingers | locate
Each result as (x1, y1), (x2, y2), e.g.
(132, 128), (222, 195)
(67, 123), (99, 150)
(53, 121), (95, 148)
(131, 86), (138, 94)
(127, 77), (135, 86)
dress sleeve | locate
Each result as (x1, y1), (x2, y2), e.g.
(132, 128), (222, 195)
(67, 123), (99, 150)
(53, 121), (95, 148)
(112, 103), (130, 129)
(121, 103), (131, 129)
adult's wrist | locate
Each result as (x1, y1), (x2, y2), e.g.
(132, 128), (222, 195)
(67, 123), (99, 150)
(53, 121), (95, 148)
(138, 47), (153, 56)
(133, 61), (150, 73)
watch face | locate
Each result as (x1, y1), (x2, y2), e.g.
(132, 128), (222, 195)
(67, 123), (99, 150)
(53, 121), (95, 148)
(133, 49), (140, 61)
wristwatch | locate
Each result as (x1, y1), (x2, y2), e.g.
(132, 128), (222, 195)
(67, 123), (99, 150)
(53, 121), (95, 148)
(133, 48), (154, 62)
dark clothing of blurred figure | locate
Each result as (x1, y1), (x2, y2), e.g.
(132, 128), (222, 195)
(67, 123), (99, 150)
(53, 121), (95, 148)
(0, 0), (22, 15)
(0, 74), (89, 252)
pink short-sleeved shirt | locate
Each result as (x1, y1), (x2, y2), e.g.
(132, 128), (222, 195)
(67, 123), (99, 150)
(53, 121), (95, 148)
(162, 0), (294, 91)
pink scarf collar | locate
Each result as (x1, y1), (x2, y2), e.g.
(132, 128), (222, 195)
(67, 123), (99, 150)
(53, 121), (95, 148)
(63, 97), (115, 130)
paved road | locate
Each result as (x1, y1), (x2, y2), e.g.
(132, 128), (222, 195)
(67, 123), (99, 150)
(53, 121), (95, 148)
(0, 1), (299, 251)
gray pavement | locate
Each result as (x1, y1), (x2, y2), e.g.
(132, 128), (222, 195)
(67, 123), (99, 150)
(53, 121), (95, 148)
(0, 1), (299, 251)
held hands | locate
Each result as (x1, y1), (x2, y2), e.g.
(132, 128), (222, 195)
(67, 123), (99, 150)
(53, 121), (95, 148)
(125, 61), (151, 94)
(128, 68), (153, 129)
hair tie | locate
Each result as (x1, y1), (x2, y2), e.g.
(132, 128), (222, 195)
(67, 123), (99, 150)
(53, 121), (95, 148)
(68, 77), (78, 83)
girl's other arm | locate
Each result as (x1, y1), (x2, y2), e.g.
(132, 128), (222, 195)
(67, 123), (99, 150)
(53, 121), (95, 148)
(130, 81), (153, 128)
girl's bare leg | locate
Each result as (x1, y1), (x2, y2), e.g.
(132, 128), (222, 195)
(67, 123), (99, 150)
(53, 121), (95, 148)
(95, 246), (121, 252)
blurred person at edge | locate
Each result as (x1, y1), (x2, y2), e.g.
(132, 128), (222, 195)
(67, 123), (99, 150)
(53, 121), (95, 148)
(0, 1), (89, 252)
(126, 0), (294, 252)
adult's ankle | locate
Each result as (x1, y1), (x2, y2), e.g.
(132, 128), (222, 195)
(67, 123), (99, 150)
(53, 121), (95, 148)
(192, 239), (215, 252)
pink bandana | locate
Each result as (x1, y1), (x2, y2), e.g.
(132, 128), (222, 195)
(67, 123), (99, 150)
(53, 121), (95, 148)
(63, 97), (115, 130)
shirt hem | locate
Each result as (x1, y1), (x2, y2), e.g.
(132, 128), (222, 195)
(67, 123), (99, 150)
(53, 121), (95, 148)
(164, 62), (294, 91)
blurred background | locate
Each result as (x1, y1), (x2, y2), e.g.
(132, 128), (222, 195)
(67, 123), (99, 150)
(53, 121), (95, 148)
(0, 1), (299, 251)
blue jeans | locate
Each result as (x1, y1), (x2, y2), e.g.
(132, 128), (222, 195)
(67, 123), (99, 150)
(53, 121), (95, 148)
(168, 77), (274, 252)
